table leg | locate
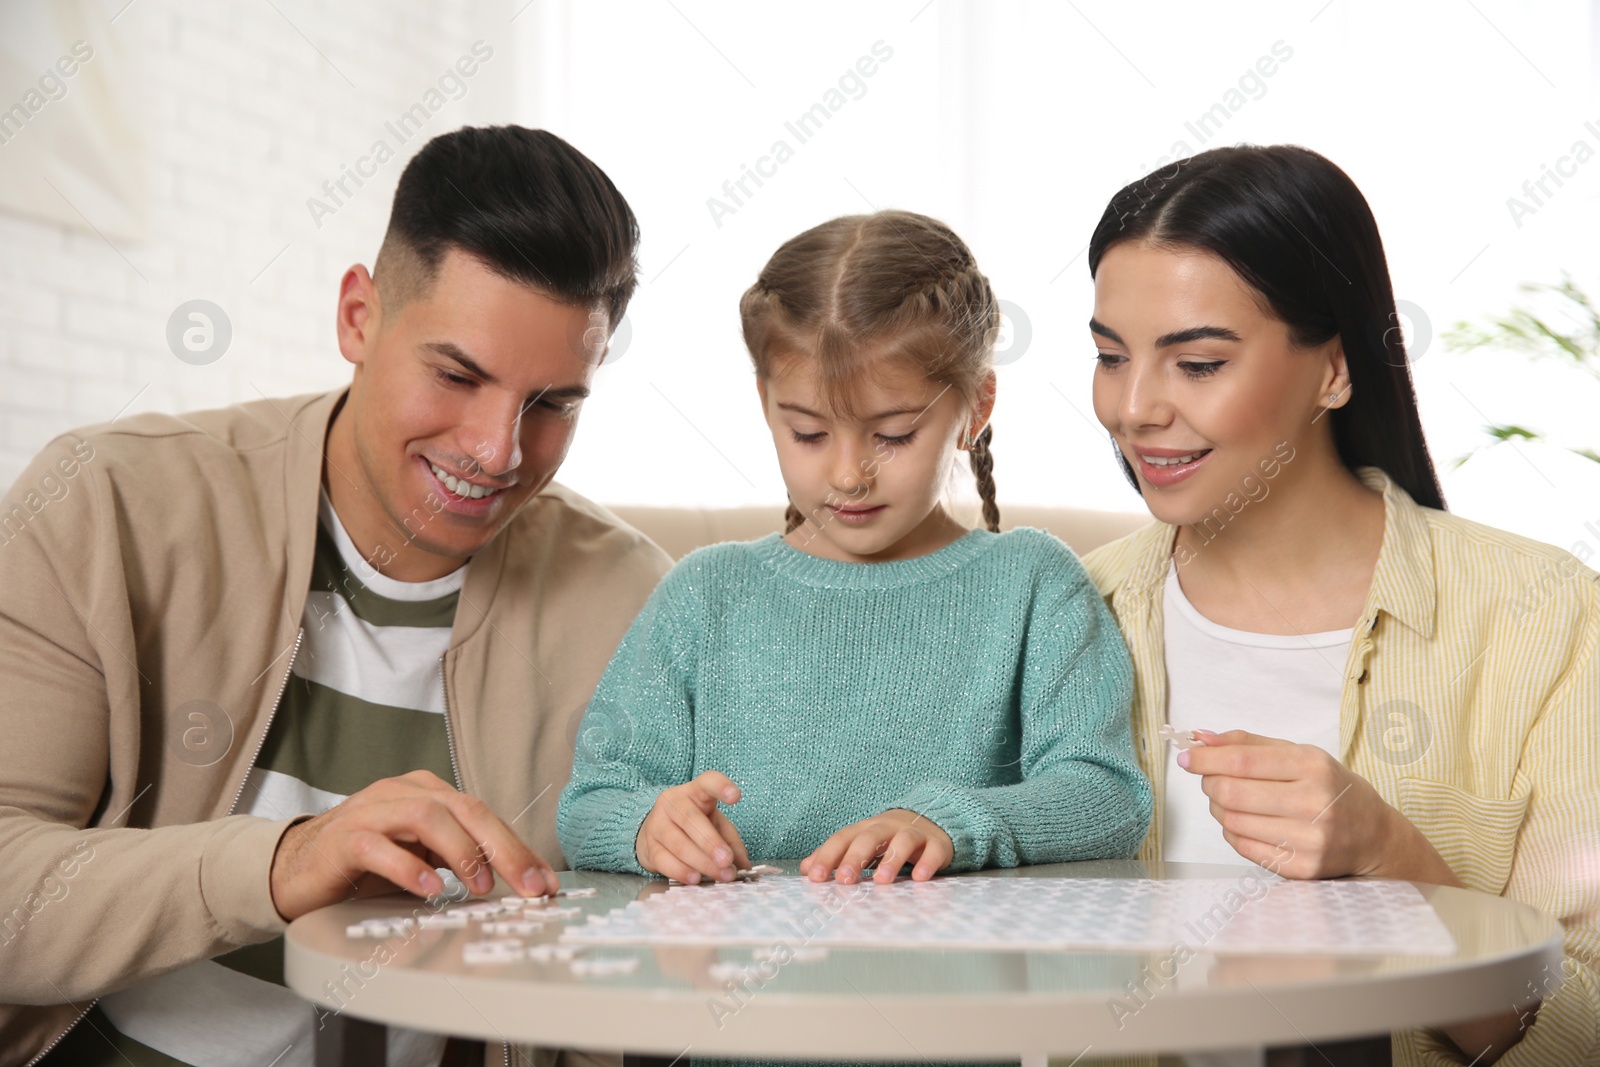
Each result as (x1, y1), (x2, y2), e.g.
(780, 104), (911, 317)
(1266, 1035), (1390, 1066)
(315, 1013), (386, 1067)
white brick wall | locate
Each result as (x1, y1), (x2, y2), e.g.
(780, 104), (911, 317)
(0, 0), (520, 488)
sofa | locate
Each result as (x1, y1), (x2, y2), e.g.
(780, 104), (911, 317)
(606, 502), (1153, 561)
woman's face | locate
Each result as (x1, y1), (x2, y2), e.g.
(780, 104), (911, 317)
(1089, 242), (1347, 527)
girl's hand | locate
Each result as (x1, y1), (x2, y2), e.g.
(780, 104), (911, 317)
(800, 809), (953, 884)
(636, 771), (752, 884)
(1179, 730), (1459, 885)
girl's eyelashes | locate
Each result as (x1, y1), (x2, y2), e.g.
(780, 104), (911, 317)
(1094, 352), (1124, 369)
(436, 367), (474, 387)
(788, 429), (918, 445)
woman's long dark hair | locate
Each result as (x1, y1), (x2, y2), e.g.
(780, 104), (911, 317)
(1086, 144), (1445, 511)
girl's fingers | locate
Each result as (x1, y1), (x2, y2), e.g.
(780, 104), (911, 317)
(803, 833), (850, 882)
(663, 791), (738, 870)
(711, 808), (753, 871)
(912, 832), (953, 880)
(875, 829), (923, 883)
(692, 770), (743, 806)
(656, 819), (732, 882)
(642, 833), (707, 886)
(838, 828), (891, 882)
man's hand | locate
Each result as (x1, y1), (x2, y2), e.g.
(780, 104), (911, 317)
(800, 809), (953, 884)
(636, 771), (752, 884)
(268, 770), (560, 922)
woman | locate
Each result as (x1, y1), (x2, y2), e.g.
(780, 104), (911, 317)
(1081, 145), (1597, 1066)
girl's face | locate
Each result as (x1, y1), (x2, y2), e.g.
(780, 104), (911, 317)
(759, 354), (985, 563)
(1089, 242), (1348, 527)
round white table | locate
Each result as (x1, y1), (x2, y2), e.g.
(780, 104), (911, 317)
(284, 859), (1562, 1065)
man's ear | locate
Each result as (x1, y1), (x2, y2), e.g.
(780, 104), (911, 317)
(335, 264), (381, 369)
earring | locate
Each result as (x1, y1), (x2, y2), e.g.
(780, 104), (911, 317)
(1328, 392), (1339, 405)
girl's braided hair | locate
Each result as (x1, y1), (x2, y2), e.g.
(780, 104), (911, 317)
(739, 211), (1002, 534)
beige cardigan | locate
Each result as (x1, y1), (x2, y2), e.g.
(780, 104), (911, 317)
(0, 389), (670, 1065)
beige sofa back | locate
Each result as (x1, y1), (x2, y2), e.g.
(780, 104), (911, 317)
(606, 503), (1152, 562)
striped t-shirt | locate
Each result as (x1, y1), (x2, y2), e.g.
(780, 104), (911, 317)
(71, 492), (463, 1067)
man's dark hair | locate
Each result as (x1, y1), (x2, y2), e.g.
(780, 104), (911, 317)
(375, 126), (639, 329)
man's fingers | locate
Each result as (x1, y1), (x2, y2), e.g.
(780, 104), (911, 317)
(346, 830), (446, 898)
(417, 792), (551, 898)
(370, 797), (497, 894)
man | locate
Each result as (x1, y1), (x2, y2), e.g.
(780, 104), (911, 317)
(0, 125), (670, 1066)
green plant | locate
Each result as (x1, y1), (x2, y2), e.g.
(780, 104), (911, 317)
(1446, 272), (1600, 466)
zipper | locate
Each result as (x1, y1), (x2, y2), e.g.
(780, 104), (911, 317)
(228, 629), (305, 816)
(441, 655), (504, 1067)
(23, 1001), (94, 1067)
(438, 654), (464, 792)
(27, 631), (307, 1065)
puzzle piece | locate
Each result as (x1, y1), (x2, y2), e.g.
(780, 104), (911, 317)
(668, 864), (784, 887)
(571, 956), (639, 977)
(562, 876), (1455, 956)
(463, 938), (525, 964)
(1158, 724), (1207, 751)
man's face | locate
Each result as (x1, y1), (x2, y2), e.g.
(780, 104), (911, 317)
(333, 248), (604, 579)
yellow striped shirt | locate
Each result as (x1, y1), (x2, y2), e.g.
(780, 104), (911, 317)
(1083, 467), (1600, 1066)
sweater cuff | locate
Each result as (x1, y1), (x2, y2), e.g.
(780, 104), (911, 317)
(889, 782), (986, 872)
(200, 815), (306, 941)
(582, 791), (659, 876)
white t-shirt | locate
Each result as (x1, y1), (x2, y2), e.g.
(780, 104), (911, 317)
(97, 493), (464, 1067)
(1161, 561), (1353, 866)
(1161, 562), (1354, 1067)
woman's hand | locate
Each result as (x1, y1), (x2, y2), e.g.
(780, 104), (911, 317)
(800, 809), (953, 884)
(635, 770), (752, 884)
(1178, 730), (1459, 884)
(1182, 730), (1533, 1060)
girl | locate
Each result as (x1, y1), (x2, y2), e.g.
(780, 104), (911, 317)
(1082, 146), (1598, 1066)
(558, 210), (1151, 894)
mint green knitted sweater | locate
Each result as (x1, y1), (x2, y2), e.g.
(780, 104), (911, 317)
(557, 528), (1151, 873)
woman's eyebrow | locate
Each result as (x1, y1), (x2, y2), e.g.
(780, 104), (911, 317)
(1154, 325), (1242, 347)
(1088, 320), (1242, 347)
